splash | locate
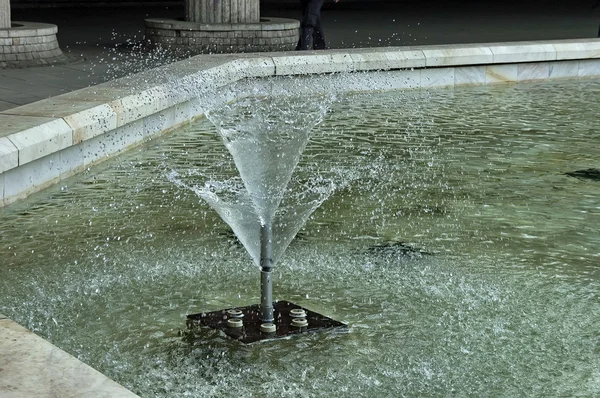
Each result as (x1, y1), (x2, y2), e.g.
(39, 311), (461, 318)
(169, 91), (337, 267)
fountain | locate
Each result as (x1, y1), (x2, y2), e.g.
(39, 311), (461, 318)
(171, 93), (348, 342)
(2, 77), (600, 396)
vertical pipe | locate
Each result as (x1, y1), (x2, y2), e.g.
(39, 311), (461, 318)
(260, 223), (274, 323)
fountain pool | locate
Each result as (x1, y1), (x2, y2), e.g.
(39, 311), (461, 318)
(1, 79), (600, 396)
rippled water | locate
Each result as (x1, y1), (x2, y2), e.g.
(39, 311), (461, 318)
(1, 79), (600, 397)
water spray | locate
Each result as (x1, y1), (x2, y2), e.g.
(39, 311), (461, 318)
(185, 92), (347, 343)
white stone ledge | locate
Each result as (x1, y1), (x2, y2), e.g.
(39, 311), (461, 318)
(489, 42), (557, 64)
(0, 114), (73, 169)
(7, 118), (72, 166)
(553, 39), (600, 60)
(271, 52), (355, 75)
(3, 38), (600, 206)
(0, 317), (139, 398)
(423, 45), (494, 67)
(349, 47), (426, 71)
(0, 137), (19, 174)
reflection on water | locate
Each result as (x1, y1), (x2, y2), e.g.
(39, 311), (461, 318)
(1, 79), (600, 396)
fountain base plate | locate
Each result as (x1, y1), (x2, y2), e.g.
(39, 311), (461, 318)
(186, 300), (348, 344)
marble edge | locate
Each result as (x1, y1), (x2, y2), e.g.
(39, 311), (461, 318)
(553, 40), (600, 60)
(0, 316), (140, 397)
(6, 118), (73, 166)
(488, 42), (558, 63)
(1, 39), (600, 173)
(261, 40), (600, 73)
(0, 114), (74, 169)
(422, 47), (494, 67)
(349, 49), (427, 71)
(0, 136), (20, 174)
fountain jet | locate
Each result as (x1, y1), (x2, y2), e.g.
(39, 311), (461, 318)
(180, 90), (348, 342)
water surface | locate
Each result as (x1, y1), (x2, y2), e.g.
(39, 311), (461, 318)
(1, 79), (600, 397)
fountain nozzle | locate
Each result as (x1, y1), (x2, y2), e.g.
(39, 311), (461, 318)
(260, 223), (274, 323)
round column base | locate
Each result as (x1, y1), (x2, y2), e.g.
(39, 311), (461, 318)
(144, 17), (300, 54)
(0, 22), (68, 68)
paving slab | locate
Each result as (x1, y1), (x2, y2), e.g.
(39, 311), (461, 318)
(0, 317), (139, 398)
(0, 100), (18, 111)
(0, 86), (54, 106)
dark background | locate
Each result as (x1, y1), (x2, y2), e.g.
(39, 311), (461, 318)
(9, 0), (600, 50)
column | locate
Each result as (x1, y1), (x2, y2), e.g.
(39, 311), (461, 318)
(0, 0), (10, 29)
(185, 0), (260, 23)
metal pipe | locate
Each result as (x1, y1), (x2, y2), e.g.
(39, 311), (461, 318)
(260, 223), (274, 323)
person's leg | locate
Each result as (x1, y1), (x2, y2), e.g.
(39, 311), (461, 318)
(297, 0), (324, 50)
(313, 15), (326, 50)
(296, 0), (309, 50)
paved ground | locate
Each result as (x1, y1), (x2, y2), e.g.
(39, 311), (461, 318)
(1, 0), (599, 111)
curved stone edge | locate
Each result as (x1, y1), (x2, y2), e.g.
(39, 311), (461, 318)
(0, 21), (58, 37)
(2, 38), (600, 206)
(0, 316), (140, 398)
(0, 21), (68, 68)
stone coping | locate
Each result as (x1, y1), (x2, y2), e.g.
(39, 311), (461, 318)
(1, 38), (600, 202)
(0, 317), (140, 397)
(0, 21), (58, 37)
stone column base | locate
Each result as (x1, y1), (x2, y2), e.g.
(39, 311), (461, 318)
(145, 17), (300, 54)
(0, 21), (68, 68)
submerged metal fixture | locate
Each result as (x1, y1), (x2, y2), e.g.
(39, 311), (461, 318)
(290, 308), (307, 318)
(187, 220), (348, 343)
(260, 323), (276, 334)
(186, 222), (347, 343)
(226, 318), (243, 328)
(187, 301), (347, 344)
(291, 318), (308, 328)
(186, 223), (347, 343)
(227, 309), (244, 318)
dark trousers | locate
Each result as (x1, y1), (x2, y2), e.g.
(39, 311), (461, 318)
(296, 0), (327, 50)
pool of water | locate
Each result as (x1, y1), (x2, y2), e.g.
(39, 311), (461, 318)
(1, 79), (600, 396)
